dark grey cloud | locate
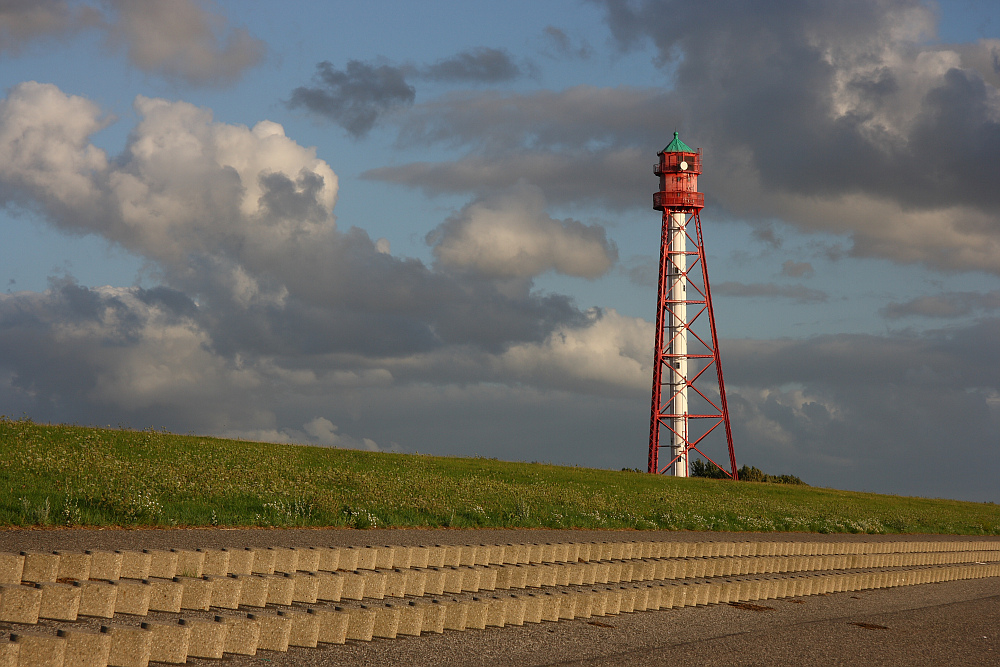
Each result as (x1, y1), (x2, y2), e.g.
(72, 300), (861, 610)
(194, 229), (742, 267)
(880, 290), (1000, 319)
(0, 0), (100, 54)
(288, 60), (416, 138)
(542, 26), (593, 60)
(781, 260), (814, 278)
(423, 47), (523, 83)
(714, 281), (828, 303)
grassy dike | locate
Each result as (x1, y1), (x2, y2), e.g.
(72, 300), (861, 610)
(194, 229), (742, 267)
(1, 417), (998, 534)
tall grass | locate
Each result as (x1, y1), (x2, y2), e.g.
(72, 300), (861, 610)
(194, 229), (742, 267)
(2, 417), (998, 534)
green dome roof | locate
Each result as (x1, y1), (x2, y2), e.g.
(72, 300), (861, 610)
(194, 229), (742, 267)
(662, 131), (693, 153)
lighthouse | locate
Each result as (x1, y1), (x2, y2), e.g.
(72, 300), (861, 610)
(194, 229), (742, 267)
(648, 133), (737, 478)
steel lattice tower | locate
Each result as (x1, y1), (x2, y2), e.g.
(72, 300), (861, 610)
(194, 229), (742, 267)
(648, 133), (738, 478)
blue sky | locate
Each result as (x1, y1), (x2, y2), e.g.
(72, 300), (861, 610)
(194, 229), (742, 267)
(1, 0), (998, 501)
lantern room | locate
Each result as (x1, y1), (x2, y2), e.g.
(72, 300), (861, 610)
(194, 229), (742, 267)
(653, 131), (704, 211)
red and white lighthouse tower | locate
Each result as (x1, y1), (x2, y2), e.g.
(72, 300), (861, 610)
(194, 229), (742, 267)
(648, 133), (738, 478)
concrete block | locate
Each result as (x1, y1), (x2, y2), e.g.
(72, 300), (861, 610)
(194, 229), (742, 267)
(141, 621), (190, 665)
(404, 568), (427, 597)
(58, 628), (110, 667)
(84, 551), (121, 582)
(421, 568), (445, 596)
(267, 548), (296, 575)
(254, 612), (293, 651)
(423, 546), (446, 569)
(10, 633), (64, 667)
(441, 545), (461, 568)
(594, 562), (611, 584)
(461, 566), (482, 593)
(657, 584), (676, 609)
(539, 544), (556, 564)
(175, 576), (213, 611)
(519, 593), (542, 623)
(551, 543), (568, 563)
(575, 543), (592, 563)
(501, 544), (523, 565)
(540, 564), (558, 588)
(458, 545), (477, 568)
(119, 552), (151, 581)
(383, 569), (407, 598)
(473, 545), (491, 567)
(338, 548), (361, 572)
(313, 607), (349, 644)
(566, 563), (585, 587)
(539, 592), (560, 622)
(565, 543), (581, 563)
(76, 580), (116, 618)
(484, 596), (507, 627)
(101, 625), (152, 667)
(265, 574), (295, 606)
(0, 553), (24, 585)
(509, 565), (529, 589)
(421, 599), (447, 634)
(294, 547), (322, 573)
(314, 571), (343, 602)
(672, 584), (691, 608)
(373, 546), (395, 570)
(54, 552), (91, 582)
(339, 572), (365, 601)
(197, 549), (230, 577)
(464, 598), (487, 630)
(20, 552), (59, 584)
(632, 585), (649, 612)
(111, 580), (150, 616)
(170, 550), (204, 578)
(249, 548), (275, 575)
(206, 574), (242, 609)
(476, 566), (497, 592)
(442, 599), (469, 631)
(344, 606), (377, 642)
(504, 595), (526, 626)
(645, 584), (662, 610)
(584, 590), (606, 617)
(552, 591), (590, 621)
(408, 546), (431, 570)
(359, 570), (387, 600)
(354, 546), (377, 570)
(290, 572), (320, 604)
(524, 565), (543, 589)
(146, 578), (183, 613)
(182, 617), (227, 659)
(574, 591), (593, 618)
(604, 587), (623, 615)
(618, 586), (636, 613)
(219, 615), (260, 655)
(442, 567), (465, 594)
(372, 603), (401, 639)
(0, 640), (17, 667)
(315, 547), (341, 572)
(0, 583), (41, 623)
(526, 544), (543, 564)
(37, 581), (81, 621)
(388, 546), (410, 570)
(226, 549), (255, 576)
(280, 609), (320, 648)
(235, 574), (269, 607)
(397, 601), (425, 636)
(143, 550), (177, 580)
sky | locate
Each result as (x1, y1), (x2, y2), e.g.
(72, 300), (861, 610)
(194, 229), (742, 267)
(0, 0), (999, 501)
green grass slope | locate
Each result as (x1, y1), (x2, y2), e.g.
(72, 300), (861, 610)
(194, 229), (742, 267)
(2, 417), (998, 534)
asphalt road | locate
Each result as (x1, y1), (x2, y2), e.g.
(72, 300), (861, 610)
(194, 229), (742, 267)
(3, 528), (998, 665)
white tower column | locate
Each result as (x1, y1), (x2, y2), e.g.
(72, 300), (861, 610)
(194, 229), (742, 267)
(669, 211), (688, 477)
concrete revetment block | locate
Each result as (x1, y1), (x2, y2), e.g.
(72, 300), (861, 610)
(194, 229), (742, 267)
(249, 548), (276, 575)
(372, 603), (401, 639)
(269, 548), (298, 575)
(442, 599), (469, 631)
(408, 546), (431, 570)
(290, 572), (320, 604)
(181, 617), (227, 659)
(37, 581), (81, 621)
(141, 621), (190, 665)
(421, 600), (447, 634)
(280, 609), (320, 648)
(197, 549), (230, 577)
(253, 612), (293, 651)
(58, 628), (110, 667)
(265, 574), (295, 606)
(176, 576), (213, 611)
(397, 601), (425, 636)
(484, 596), (507, 627)
(383, 569), (407, 598)
(442, 567), (465, 594)
(389, 546), (411, 570)
(423, 546), (446, 569)
(54, 552), (91, 582)
(574, 591), (593, 618)
(77, 580), (116, 618)
(0, 583), (41, 623)
(618, 587), (636, 614)
(101, 625), (152, 667)
(119, 552), (151, 581)
(524, 565), (543, 589)
(20, 552), (59, 584)
(475, 566), (497, 592)
(338, 572), (365, 601)
(374, 546), (395, 570)
(355, 546), (378, 571)
(315, 547), (341, 572)
(314, 571), (343, 602)
(111, 580), (150, 616)
(0, 554), (24, 585)
(146, 578), (183, 613)
(0, 640), (17, 667)
(313, 607), (349, 644)
(404, 568), (428, 597)
(522, 594), (543, 623)
(143, 550), (177, 580)
(344, 606), (377, 642)
(421, 568), (445, 596)
(220, 615), (260, 655)
(226, 549), (255, 576)
(10, 633), (65, 667)
(440, 545), (461, 568)
(465, 598), (488, 630)
(170, 550), (204, 578)
(505, 595), (527, 626)
(645, 584), (662, 610)
(632, 586), (650, 612)
(235, 574), (269, 608)
(206, 574), (242, 609)
(539, 593), (561, 622)
(458, 545), (478, 568)
(294, 547), (322, 573)
(85, 551), (122, 582)
(461, 566), (481, 592)
(360, 570), (387, 600)
(337, 548), (360, 572)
